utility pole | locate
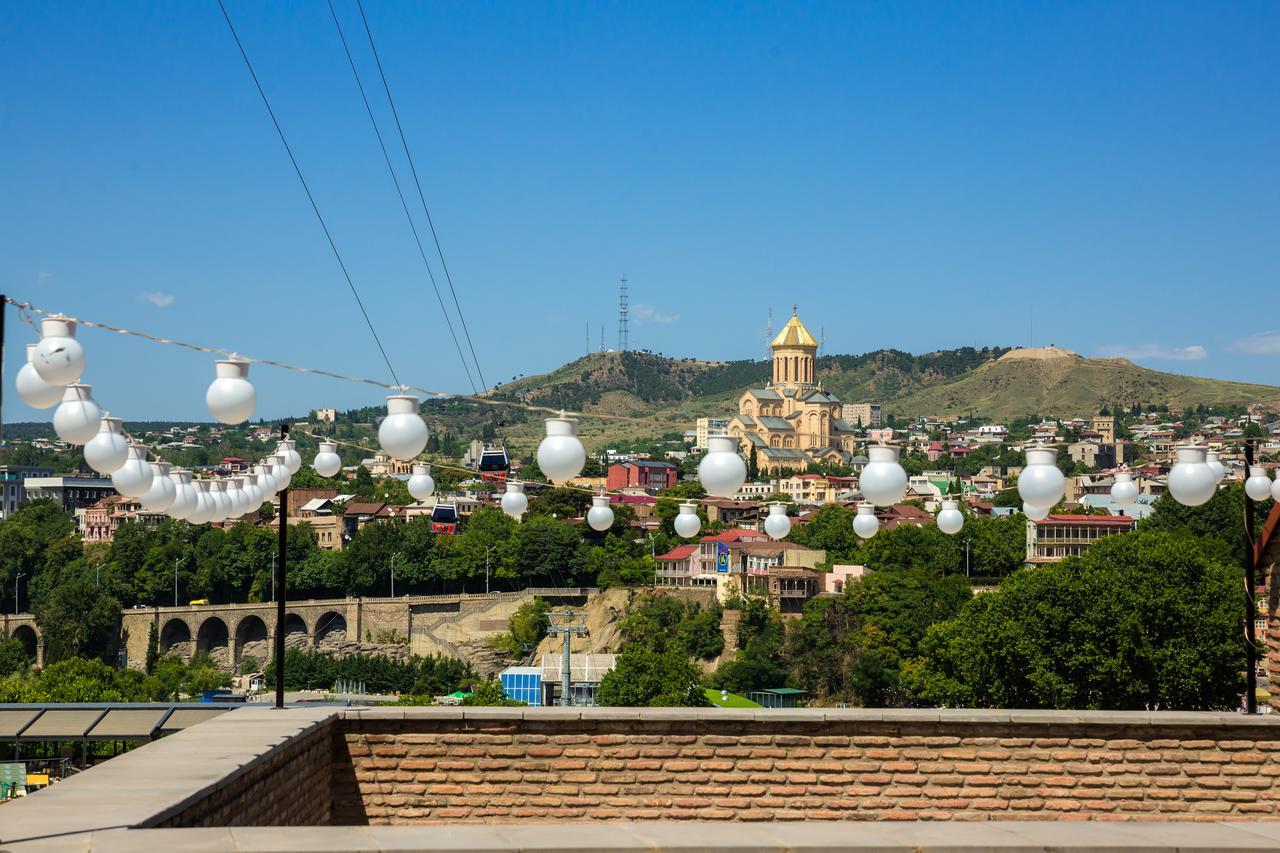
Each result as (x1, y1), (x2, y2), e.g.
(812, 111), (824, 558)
(1244, 441), (1258, 715)
(547, 612), (588, 707)
(275, 423), (290, 710)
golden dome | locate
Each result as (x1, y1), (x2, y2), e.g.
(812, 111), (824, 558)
(771, 310), (819, 349)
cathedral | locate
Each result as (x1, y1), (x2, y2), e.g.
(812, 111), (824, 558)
(727, 310), (859, 473)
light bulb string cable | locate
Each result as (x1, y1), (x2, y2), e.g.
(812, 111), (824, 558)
(7, 297), (665, 427)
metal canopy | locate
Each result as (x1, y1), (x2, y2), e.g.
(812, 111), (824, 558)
(0, 704), (233, 742)
(0, 708), (43, 738)
(158, 708), (227, 733)
(19, 709), (109, 740)
(87, 708), (172, 739)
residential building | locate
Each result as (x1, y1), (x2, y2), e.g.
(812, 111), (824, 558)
(0, 465), (52, 520)
(606, 460), (678, 493)
(824, 564), (871, 594)
(290, 498), (344, 550)
(286, 488), (339, 516)
(694, 417), (730, 450)
(342, 502), (397, 540)
(1066, 441), (1117, 470)
(1024, 514), (1137, 566)
(315, 408), (338, 424)
(776, 474), (837, 505)
(701, 498), (764, 528)
(842, 403), (882, 428)
(79, 495), (167, 544)
(361, 452), (412, 477)
(728, 310), (859, 473)
(23, 475), (117, 515)
(735, 481), (777, 501)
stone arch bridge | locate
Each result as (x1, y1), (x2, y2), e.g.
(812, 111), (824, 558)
(118, 588), (593, 671)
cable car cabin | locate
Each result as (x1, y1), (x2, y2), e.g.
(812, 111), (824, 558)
(477, 446), (510, 482)
(431, 502), (459, 534)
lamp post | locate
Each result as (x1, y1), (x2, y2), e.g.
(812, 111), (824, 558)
(390, 552), (401, 598)
(275, 423), (290, 710)
(485, 545), (495, 595)
(173, 558), (179, 607)
(15, 573), (25, 614)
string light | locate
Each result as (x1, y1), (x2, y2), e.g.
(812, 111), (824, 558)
(112, 445), (154, 498)
(408, 463), (435, 501)
(84, 416), (129, 475)
(859, 445), (907, 506)
(52, 384), (101, 445)
(1167, 445), (1217, 507)
(673, 501), (701, 538)
(763, 501), (791, 540)
(586, 494), (614, 532)
(536, 415), (586, 484)
(500, 481), (528, 519)
(1018, 445), (1065, 510)
(312, 441), (342, 478)
(32, 314), (85, 386)
(853, 502), (879, 539)
(205, 359), (256, 424)
(936, 499), (964, 535)
(16, 343), (64, 409)
(379, 394), (428, 461)
(698, 435), (747, 499)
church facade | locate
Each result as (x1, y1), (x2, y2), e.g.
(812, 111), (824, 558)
(727, 311), (860, 473)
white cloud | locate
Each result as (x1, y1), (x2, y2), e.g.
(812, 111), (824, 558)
(631, 303), (679, 324)
(1097, 343), (1207, 361)
(1230, 332), (1280, 356)
(36, 270), (53, 285)
(140, 291), (175, 308)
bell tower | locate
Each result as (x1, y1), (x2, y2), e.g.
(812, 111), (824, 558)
(769, 307), (818, 390)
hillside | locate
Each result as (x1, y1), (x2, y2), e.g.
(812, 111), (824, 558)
(485, 345), (1280, 431)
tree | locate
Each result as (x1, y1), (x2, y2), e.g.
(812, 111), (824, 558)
(460, 678), (526, 706)
(145, 622), (160, 675)
(788, 504), (859, 563)
(1141, 483), (1266, 566)
(905, 530), (1243, 710)
(34, 577), (121, 664)
(503, 597), (551, 658)
(596, 642), (709, 707)
(855, 524), (962, 575)
(0, 637), (32, 676)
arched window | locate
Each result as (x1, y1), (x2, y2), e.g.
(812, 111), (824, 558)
(784, 436), (794, 448)
(770, 435), (780, 448)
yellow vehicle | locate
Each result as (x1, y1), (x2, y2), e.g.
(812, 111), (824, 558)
(189, 599), (210, 606)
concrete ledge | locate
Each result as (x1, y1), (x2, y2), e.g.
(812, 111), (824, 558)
(0, 706), (339, 848)
(48, 820), (1280, 852)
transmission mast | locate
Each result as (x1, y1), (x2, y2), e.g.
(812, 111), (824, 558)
(547, 611), (588, 707)
(617, 276), (629, 352)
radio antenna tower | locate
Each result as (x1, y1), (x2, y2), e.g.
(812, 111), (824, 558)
(765, 307), (773, 360)
(617, 276), (629, 352)
(599, 324), (605, 353)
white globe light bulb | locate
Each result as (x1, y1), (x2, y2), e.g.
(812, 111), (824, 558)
(253, 463), (276, 496)
(500, 481), (528, 519)
(242, 474), (264, 514)
(112, 445), (154, 498)
(763, 502), (791, 540)
(186, 482), (214, 525)
(1167, 445), (1219, 507)
(205, 359), (256, 425)
(209, 480), (232, 523)
(1246, 466), (1272, 502)
(699, 435), (748, 498)
(1024, 502), (1050, 521)
(230, 473), (249, 514)
(936, 499), (964, 535)
(853, 502), (880, 539)
(83, 415), (129, 474)
(1205, 451), (1226, 483)
(312, 441), (342, 478)
(1111, 470), (1139, 509)
(859, 445), (908, 506)
(1018, 446), (1065, 509)
(587, 494), (615, 532)
(16, 343), (65, 409)
(52, 383), (102, 445)
(408, 463), (436, 501)
(167, 469), (197, 520)
(379, 394), (428, 461)
(1271, 475), (1280, 503)
(140, 462), (177, 513)
(673, 501), (702, 538)
(268, 455), (291, 491)
(537, 416), (587, 483)
(279, 439), (302, 475)
(32, 314), (85, 386)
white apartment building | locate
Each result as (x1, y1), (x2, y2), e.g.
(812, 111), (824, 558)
(695, 418), (730, 450)
(841, 403), (882, 428)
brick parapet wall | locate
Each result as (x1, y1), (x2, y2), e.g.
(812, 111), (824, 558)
(335, 708), (1280, 823)
(151, 722), (335, 827)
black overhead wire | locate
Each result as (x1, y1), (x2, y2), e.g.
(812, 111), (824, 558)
(324, 0), (479, 396)
(216, 0), (403, 390)
(354, 0), (489, 392)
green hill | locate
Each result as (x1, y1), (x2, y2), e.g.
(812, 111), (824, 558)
(484, 345), (1280, 435)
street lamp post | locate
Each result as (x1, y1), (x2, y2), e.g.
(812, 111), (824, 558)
(485, 546), (495, 595)
(173, 558), (179, 607)
(390, 552), (400, 598)
(15, 573), (25, 614)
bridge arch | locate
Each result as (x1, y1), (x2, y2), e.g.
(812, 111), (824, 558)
(195, 616), (230, 667)
(11, 624), (38, 661)
(282, 613), (308, 647)
(313, 611), (347, 647)
(159, 618), (193, 659)
(234, 615), (269, 666)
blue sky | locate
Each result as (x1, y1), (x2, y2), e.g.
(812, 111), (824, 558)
(2, 1), (1277, 421)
